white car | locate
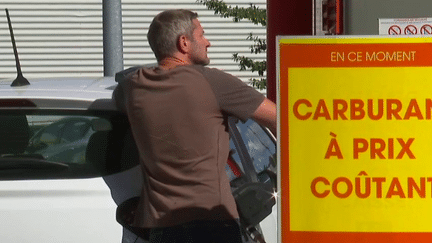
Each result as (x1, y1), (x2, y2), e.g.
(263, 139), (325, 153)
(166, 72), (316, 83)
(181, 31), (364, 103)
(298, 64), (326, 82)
(0, 75), (277, 243)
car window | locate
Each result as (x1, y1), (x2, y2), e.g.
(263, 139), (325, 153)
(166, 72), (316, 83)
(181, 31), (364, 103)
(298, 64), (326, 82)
(59, 119), (92, 144)
(227, 119), (276, 185)
(31, 117), (65, 145)
(0, 111), (137, 180)
(235, 119), (276, 174)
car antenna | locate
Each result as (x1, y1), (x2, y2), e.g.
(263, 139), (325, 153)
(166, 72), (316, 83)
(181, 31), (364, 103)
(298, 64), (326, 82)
(5, 8), (30, 87)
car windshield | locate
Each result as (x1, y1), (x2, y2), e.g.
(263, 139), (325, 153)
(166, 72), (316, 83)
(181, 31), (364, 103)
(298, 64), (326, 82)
(235, 119), (276, 173)
(227, 119), (276, 185)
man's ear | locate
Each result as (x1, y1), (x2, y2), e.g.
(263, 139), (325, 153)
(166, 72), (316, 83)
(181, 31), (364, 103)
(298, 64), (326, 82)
(178, 35), (190, 54)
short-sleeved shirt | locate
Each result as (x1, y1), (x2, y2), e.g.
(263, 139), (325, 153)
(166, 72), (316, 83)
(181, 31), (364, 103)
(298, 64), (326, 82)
(119, 64), (265, 228)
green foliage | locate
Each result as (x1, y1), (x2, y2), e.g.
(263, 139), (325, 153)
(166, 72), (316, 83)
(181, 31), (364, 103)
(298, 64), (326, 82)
(198, 0), (267, 90)
(198, 0), (266, 26)
(247, 33), (266, 54)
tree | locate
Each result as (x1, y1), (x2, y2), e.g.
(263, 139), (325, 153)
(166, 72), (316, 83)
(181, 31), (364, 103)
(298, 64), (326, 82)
(198, 0), (267, 90)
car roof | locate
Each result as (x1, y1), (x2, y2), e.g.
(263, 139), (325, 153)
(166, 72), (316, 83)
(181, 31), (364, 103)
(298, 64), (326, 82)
(0, 77), (118, 110)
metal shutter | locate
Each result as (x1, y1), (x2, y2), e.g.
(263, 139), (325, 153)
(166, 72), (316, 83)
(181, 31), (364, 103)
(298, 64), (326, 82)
(0, 0), (266, 83)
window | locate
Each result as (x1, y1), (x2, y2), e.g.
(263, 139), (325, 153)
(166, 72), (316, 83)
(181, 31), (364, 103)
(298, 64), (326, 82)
(0, 111), (137, 180)
(235, 119), (276, 175)
(228, 119), (276, 187)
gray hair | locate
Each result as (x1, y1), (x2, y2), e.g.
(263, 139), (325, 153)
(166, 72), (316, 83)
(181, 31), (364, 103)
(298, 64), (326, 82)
(147, 9), (198, 62)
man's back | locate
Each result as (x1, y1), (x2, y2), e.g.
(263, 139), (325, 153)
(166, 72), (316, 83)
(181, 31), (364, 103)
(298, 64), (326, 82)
(122, 65), (266, 227)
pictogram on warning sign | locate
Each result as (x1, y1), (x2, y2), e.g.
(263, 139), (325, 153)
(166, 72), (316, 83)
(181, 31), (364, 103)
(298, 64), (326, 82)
(420, 24), (432, 34)
(388, 25), (402, 35)
(404, 25), (418, 35)
(380, 17), (432, 35)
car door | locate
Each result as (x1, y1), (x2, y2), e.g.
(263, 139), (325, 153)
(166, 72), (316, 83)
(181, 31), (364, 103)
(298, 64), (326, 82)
(228, 117), (277, 243)
(0, 112), (125, 243)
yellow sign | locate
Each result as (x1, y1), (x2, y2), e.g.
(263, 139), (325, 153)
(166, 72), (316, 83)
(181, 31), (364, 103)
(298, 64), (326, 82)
(278, 36), (432, 243)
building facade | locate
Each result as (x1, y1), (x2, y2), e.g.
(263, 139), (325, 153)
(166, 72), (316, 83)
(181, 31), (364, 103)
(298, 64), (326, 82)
(0, 0), (266, 84)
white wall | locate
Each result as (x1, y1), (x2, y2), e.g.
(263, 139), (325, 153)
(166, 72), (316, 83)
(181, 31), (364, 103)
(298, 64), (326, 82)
(0, 0), (266, 83)
(344, 0), (432, 35)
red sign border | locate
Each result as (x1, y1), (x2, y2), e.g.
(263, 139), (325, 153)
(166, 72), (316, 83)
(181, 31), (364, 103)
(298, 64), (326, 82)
(278, 37), (432, 243)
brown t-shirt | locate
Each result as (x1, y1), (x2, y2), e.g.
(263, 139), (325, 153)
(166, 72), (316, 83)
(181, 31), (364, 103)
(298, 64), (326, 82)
(120, 65), (265, 228)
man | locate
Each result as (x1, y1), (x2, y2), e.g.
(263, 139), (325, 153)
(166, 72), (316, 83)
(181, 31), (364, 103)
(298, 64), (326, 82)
(115, 9), (276, 243)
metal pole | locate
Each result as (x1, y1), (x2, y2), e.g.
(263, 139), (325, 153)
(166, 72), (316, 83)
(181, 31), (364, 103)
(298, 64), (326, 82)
(103, 0), (124, 77)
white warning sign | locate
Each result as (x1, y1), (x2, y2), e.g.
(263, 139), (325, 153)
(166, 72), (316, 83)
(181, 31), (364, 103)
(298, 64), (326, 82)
(379, 18), (432, 35)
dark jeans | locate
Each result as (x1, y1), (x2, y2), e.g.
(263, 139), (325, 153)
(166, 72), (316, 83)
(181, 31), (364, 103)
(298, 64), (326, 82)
(149, 219), (243, 243)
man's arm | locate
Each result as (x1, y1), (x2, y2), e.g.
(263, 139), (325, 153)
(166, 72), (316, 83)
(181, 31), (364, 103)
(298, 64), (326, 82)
(251, 98), (277, 136)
